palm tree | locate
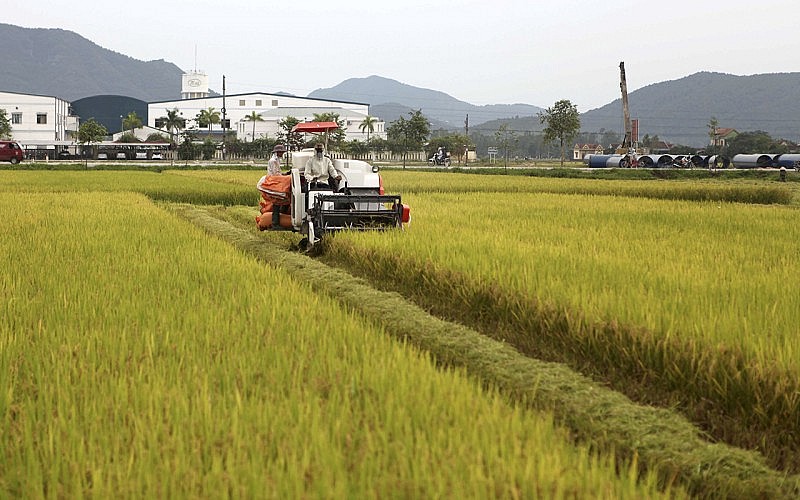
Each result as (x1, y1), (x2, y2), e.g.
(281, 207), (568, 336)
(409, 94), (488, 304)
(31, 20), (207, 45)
(122, 111), (142, 136)
(163, 108), (185, 145)
(359, 115), (378, 160)
(244, 111), (264, 142)
(359, 115), (377, 142)
(196, 107), (221, 139)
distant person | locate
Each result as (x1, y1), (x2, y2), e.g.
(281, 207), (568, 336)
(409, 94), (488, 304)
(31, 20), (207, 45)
(722, 156), (730, 169)
(303, 143), (341, 189)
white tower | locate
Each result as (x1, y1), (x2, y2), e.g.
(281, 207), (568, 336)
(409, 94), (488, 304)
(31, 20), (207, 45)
(181, 71), (209, 99)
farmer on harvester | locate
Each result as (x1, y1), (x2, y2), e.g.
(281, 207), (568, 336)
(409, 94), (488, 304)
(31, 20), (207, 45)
(303, 143), (341, 190)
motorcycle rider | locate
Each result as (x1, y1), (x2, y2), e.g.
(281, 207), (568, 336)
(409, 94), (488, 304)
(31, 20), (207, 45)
(436, 146), (446, 164)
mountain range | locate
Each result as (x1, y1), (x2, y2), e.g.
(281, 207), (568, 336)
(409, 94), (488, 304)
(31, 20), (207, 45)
(3, 23), (800, 147)
(308, 76), (543, 131)
(0, 23), (182, 102)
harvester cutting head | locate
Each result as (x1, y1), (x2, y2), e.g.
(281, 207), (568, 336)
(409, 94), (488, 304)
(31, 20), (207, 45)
(308, 192), (408, 233)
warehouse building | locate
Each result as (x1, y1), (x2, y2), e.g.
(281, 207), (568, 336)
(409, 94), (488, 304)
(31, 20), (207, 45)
(0, 90), (78, 143)
(148, 73), (386, 142)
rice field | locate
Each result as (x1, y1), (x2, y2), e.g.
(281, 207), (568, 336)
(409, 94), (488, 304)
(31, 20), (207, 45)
(0, 185), (679, 497)
(158, 167), (800, 471)
(380, 170), (793, 204)
(163, 167), (793, 205)
(331, 191), (800, 366)
(316, 173), (800, 472)
(106, 168), (800, 468)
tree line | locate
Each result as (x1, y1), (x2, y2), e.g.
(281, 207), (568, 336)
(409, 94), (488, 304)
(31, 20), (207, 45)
(12, 99), (794, 163)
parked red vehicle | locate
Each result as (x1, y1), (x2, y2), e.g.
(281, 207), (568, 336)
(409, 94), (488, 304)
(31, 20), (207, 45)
(0, 140), (24, 164)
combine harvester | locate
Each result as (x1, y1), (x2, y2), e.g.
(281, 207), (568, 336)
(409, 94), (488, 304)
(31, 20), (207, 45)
(257, 126), (410, 249)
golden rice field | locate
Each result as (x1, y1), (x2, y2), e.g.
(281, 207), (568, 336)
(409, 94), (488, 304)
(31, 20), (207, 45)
(321, 170), (800, 472)
(1, 182), (679, 497)
(334, 189), (800, 364)
(141, 168), (800, 472)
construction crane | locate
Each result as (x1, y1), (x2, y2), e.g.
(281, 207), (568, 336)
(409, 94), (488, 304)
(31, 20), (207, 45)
(616, 62), (635, 158)
(617, 61), (633, 154)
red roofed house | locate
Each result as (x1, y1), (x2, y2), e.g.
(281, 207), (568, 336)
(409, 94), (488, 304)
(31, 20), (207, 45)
(573, 143), (604, 160)
(711, 128), (738, 148)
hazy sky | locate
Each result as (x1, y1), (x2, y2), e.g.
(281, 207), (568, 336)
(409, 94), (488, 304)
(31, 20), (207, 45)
(7, 0), (799, 112)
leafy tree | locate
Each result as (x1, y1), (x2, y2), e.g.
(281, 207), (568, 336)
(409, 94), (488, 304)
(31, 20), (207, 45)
(429, 132), (473, 164)
(253, 137), (276, 159)
(640, 133), (663, 149)
(200, 139), (217, 160)
(386, 118), (408, 154)
(386, 117), (410, 167)
(539, 99), (580, 167)
(146, 133), (169, 143)
(196, 107), (220, 138)
(368, 137), (387, 155)
(277, 116), (304, 151)
(0, 109), (11, 139)
(122, 111), (142, 135)
(230, 136), (275, 160)
(726, 130), (787, 157)
(494, 124), (518, 169)
(312, 112), (347, 149)
(177, 129), (199, 160)
(77, 118), (108, 160)
(117, 132), (141, 143)
(388, 109), (430, 167)
(244, 111), (264, 142)
(599, 128), (622, 150)
(344, 139), (369, 158)
(406, 109), (430, 149)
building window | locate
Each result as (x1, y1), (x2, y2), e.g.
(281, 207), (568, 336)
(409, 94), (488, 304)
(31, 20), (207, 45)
(239, 99), (246, 106)
(37, 113), (47, 124)
(271, 99), (278, 106)
(11, 113), (21, 124)
(255, 99), (262, 106)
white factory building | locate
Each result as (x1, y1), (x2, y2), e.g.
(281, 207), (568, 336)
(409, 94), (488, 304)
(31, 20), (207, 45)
(1, 70), (386, 151)
(148, 72), (386, 142)
(0, 90), (79, 143)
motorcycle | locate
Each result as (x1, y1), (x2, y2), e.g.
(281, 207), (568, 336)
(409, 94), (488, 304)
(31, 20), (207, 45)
(428, 152), (451, 167)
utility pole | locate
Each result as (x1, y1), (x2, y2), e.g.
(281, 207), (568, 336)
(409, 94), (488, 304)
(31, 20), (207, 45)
(221, 75), (227, 161)
(464, 114), (469, 166)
